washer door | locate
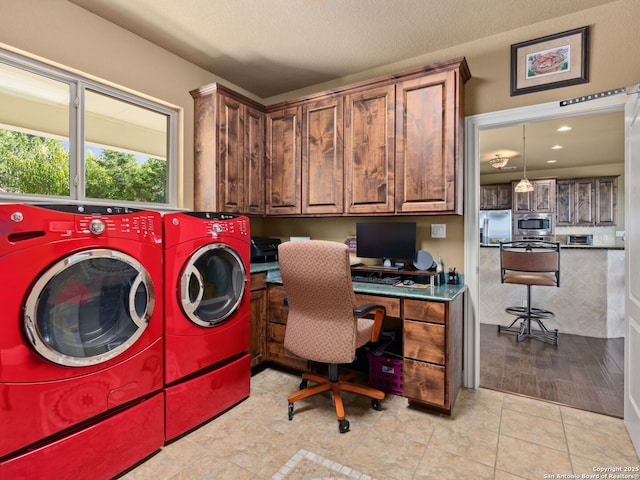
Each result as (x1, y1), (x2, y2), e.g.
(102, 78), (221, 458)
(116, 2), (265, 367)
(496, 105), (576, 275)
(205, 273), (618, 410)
(23, 249), (155, 367)
(179, 243), (246, 327)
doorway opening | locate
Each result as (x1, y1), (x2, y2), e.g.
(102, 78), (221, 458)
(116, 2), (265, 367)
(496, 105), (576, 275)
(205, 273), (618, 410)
(462, 95), (628, 416)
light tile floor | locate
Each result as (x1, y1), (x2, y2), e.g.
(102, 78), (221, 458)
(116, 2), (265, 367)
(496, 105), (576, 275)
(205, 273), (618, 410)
(121, 367), (640, 480)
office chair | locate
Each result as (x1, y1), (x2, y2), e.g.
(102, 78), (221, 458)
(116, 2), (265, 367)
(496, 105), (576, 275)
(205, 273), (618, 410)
(278, 240), (386, 433)
(498, 240), (560, 345)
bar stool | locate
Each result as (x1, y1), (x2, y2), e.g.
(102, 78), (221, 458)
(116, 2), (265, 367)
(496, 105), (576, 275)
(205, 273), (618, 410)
(498, 241), (560, 345)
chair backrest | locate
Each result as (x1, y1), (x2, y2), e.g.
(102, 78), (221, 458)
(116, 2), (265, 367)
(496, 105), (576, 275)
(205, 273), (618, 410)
(500, 241), (560, 287)
(278, 240), (359, 364)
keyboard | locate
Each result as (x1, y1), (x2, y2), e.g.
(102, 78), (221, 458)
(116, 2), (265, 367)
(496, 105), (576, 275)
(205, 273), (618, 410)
(351, 274), (401, 285)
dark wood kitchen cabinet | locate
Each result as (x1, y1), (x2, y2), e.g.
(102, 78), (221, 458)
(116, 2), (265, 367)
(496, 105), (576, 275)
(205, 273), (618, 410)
(191, 84), (265, 214)
(480, 184), (512, 210)
(344, 85), (396, 214)
(395, 63), (468, 215)
(265, 106), (302, 215)
(302, 96), (344, 215)
(556, 176), (618, 226)
(512, 178), (556, 213)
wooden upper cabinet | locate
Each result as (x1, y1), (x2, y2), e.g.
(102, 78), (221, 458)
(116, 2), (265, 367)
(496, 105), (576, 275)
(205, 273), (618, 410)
(266, 106), (302, 215)
(395, 70), (461, 214)
(345, 85), (395, 214)
(302, 96), (344, 214)
(217, 94), (244, 212)
(512, 179), (556, 213)
(191, 84), (265, 214)
(480, 184), (512, 210)
(556, 176), (617, 226)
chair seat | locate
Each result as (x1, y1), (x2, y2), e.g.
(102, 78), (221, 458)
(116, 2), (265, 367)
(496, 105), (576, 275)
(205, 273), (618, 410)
(503, 272), (557, 287)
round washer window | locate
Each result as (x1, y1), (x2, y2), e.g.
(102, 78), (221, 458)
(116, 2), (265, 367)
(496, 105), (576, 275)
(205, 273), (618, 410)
(179, 243), (246, 327)
(23, 249), (154, 367)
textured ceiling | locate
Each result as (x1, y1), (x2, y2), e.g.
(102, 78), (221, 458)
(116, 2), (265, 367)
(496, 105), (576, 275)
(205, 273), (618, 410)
(67, 0), (624, 175)
(68, 0), (616, 99)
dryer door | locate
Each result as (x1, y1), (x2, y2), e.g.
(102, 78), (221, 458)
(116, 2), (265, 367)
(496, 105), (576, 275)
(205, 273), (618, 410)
(23, 249), (155, 367)
(179, 243), (247, 327)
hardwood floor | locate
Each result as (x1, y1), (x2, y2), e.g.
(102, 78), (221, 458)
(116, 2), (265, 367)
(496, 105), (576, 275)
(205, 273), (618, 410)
(480, 323), (624, 417)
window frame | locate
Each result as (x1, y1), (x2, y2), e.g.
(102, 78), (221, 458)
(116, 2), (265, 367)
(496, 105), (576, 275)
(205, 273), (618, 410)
(0, 48), (179, 208)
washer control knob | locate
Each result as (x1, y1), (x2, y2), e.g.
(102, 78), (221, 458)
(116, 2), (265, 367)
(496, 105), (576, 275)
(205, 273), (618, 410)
(89, 219), (106, 235)
(213, 223), (223, 234)
(10, 212), (24, 223)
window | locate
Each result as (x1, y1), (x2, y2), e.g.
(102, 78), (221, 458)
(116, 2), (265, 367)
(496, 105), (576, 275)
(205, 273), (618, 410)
(0, 48), (178, 207)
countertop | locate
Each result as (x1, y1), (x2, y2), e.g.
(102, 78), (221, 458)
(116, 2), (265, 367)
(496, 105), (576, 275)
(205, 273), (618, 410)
(480, 244), (624, 250)
(250, 262), (466, 302)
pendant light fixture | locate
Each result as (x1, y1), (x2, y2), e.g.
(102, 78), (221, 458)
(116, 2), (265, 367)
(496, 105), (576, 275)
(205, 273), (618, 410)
(514, 124), (534, 193)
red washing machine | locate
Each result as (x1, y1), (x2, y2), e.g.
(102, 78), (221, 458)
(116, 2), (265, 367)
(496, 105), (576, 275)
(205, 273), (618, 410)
(0, 204), (164, 480)
(163, 212), (251, 441)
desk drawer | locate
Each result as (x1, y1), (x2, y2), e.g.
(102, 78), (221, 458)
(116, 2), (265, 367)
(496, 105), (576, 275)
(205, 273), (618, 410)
(404, 319), (445, 364)
(355, 294), (401, 318)
(402, 358), (445, 407)
(250, 273), (266, 291)
(403, 299), (445, 324)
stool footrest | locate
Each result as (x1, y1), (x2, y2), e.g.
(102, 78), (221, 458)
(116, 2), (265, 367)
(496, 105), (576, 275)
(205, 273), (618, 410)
(505, 306), (554, 319)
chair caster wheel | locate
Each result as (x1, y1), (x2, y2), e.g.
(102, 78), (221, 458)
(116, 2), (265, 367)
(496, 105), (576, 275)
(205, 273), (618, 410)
(299, 379), (308, 390)
(372, 399), (382, 411)
(288, 402), (294, 420)
(338, 419), (350, 433)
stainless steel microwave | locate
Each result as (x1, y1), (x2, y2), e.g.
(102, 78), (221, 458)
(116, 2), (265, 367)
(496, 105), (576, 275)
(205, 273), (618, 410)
(513, 212), (554, 238)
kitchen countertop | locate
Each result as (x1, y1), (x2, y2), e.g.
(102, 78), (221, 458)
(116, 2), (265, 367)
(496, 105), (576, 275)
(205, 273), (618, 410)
(250, 262), (466, 302)
(480, 244), (624, 250)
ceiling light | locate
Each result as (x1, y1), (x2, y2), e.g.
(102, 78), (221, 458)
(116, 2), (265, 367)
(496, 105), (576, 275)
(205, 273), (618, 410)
(557, 126), (572, 132)
(546, 159), (557, 164)
(489, 155), (509, 169)
(515, 124), (534, 193)
(551, 145), (563, 150)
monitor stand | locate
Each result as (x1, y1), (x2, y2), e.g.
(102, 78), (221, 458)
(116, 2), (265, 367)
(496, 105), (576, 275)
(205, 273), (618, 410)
(376, 258), (401, 270)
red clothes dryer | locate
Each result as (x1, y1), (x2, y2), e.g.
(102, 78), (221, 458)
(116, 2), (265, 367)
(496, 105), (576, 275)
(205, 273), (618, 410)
(0, 204), (164, 480)
(163, 212), (251, 441)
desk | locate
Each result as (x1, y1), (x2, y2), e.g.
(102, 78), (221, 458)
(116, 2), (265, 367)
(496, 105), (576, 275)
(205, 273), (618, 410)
(251, 265), (466, 415)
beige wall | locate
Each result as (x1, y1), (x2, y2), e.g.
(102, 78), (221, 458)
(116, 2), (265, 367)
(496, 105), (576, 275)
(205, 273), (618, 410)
(1, 0), (638, 271)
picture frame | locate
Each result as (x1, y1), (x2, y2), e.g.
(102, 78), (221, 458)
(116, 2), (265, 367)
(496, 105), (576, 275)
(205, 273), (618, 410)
(510, 26), (589, 96)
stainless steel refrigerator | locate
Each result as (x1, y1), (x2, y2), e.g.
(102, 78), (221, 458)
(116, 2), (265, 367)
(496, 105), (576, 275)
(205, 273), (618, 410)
(480, 210), (512, 245)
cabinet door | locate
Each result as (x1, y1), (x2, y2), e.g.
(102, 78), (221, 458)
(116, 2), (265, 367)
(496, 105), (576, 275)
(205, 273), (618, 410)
(496, 184), (512, 209)
(596, 176), (618, 225)
(345, 85), (395, 214)
(193, 92), (218, 211)
(556, 180), (575, 225)
(244, 105), (265, 215)
(480, 185), (496, 210)
(266, 106), (302, 215)
(533, 179), (555, 213)
(302, 96), (344, 214)
(218, 94), (244, 213)
(575, 178), (596, 225)
(395, 71), (460, 214)
(249, 274), (267, 367)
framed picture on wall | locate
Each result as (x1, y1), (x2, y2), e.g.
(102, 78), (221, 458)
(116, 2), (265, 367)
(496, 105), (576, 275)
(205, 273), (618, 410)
(510, 26), (589, 96)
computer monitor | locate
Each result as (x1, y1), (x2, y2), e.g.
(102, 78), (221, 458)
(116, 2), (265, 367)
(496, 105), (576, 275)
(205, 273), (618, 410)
(355, 222), (417, 269)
